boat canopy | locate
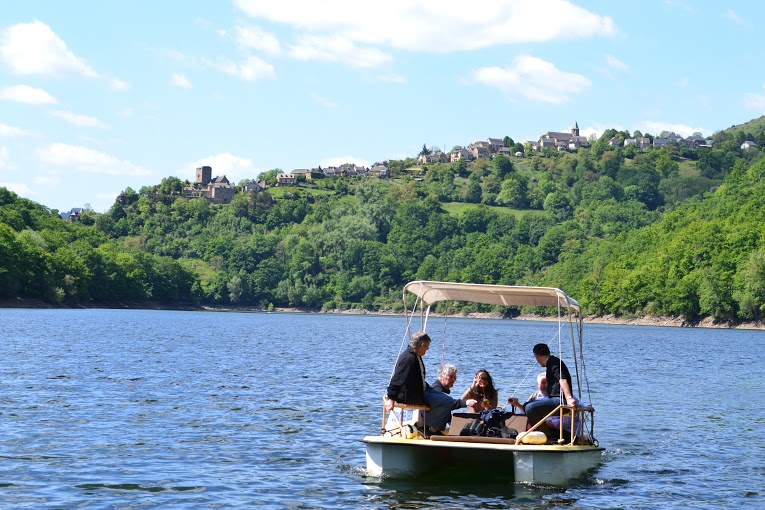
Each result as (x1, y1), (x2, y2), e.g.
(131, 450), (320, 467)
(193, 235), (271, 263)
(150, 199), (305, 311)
(403, 281), (581, 315)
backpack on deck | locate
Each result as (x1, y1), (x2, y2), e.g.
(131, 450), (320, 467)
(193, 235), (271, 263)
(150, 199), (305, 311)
(459, 408), (518, 439)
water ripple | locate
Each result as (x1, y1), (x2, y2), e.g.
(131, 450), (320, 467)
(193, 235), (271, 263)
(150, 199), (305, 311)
(1, 310), (764, 508)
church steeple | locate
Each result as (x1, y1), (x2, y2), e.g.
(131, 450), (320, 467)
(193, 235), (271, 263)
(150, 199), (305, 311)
(571, 121), (579, 137)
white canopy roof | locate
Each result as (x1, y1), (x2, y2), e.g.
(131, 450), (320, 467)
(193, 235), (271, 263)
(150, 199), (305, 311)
(403, 281), (581, 314)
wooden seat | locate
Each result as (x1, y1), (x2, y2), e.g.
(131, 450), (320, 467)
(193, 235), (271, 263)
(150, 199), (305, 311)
(381, 398), (430, 437)
(430, 435), (517, 444)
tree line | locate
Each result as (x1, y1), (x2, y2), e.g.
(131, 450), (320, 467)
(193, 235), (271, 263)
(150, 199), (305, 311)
(1, 122), (764, 322)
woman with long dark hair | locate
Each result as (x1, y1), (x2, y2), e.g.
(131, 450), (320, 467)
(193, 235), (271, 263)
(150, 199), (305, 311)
(461, 369), (498, 413)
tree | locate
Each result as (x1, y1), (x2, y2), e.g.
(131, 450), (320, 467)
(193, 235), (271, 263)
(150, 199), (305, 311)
(655, 152), (680, 178)
(496, 175), (529, 209)
(463, 180), (482, 203)
(491, 155), (515, 179)
(733, 248), (765, 319)
(617, 165), (663, 210)
(159, 176), (184, 195)
(228, 274), (243, 303)
(599, 150), (621, 179)
(453, 159), (469, 178)
(543, 191), (573, 221)
(471, 158), (489, 177)
(0, 223), (23, 297)
(258, 169), (279, 187)
(419, 144), (432, 157)
(482, 175), (502, 195)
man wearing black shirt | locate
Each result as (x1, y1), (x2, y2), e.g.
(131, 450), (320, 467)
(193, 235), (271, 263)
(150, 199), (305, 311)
(523, 343), (577, 440)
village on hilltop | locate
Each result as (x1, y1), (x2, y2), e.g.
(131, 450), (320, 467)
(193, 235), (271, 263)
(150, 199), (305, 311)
(58, 121), (759, 216)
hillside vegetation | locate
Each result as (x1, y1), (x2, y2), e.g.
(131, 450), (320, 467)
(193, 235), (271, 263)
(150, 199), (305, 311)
(2, 124), (765, 323)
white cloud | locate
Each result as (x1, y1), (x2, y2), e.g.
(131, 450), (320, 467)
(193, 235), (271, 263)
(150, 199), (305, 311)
(288, 34), (392, 68)
(320, 155), (371, 168)
(38, 143), (152, 176)
(235, 25), (282, 55)
(724, 8), (743, 24)
(604, 54), (629, 72)
(310, 92), (338, 109)
(0, 20), (98, 77)
(0, 181), (33, 195)
(377, 73), (406, 84)
(580, 124), (625, 140)
(0, 123), (33, 136)
(33, 175), (62, 185)
(0, 84), (57, 104)
(119, 107), (134, 118)
(188, 153), (262, 184)
(744, 91), (765, 110)
(235, 0), (616, 56)
(218, 55), (275, 81)
(50, 110), (109, 128)
(111, 78), (130, 90)
(472, 55), (591, 104)
(637, 121), (707, 138)
(172, 73), (193, 88)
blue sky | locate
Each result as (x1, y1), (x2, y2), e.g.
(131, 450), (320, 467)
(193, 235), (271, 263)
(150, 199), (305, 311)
(1, 0), (764, 213)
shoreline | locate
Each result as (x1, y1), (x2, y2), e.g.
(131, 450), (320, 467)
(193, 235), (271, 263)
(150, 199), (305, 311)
(3, 298), (764, 330)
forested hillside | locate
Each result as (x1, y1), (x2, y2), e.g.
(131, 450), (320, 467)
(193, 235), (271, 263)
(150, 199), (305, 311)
(2, 121), (764, 322)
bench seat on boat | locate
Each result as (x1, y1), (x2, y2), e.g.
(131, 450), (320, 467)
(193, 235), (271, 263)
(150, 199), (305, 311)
(429, 435), (518, 445)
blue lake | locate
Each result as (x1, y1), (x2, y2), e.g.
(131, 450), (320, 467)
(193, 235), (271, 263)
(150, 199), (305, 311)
(1, 308), (764, 509)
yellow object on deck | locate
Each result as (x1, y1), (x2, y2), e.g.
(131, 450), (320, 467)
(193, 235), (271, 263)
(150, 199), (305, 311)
(517, 431), (547, 445)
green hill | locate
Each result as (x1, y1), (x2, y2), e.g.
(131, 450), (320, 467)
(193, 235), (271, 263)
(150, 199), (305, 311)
(2, 118), (764, 323)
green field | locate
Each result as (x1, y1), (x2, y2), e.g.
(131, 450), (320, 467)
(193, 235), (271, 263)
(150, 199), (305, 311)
(440, 201), (546, 218)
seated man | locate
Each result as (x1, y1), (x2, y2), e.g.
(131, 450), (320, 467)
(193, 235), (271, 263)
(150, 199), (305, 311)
(431, 363), (458, 394)
(522, 344), (577, 440)
(431, 363), (477, 416)
(385, 332), (468, 435)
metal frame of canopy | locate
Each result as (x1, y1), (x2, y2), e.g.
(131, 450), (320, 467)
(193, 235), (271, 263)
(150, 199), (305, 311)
(403, 280), (581, 312)
(400, 280), (588, 407)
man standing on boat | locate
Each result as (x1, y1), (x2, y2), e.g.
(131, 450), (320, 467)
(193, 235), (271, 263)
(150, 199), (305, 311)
(523, 343), (577, 439)
(385, 332), (471, 435)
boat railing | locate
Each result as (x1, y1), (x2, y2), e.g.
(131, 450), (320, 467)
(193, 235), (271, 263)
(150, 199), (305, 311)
(518, 403), (595, 446)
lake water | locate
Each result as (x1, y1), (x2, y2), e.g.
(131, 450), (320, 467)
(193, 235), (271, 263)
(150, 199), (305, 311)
(1, 309), (764, 509)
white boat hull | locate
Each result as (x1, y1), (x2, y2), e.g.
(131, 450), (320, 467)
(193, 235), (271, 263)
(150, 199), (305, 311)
(363, 436), (603, 486)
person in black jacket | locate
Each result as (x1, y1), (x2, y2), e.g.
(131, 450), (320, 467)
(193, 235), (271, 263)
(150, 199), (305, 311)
(385, 332), (471, 434)
(523, 343), (578, 440)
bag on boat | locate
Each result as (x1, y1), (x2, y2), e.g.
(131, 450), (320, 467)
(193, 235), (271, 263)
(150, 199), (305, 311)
(479, 408), (515, 428)
(460, 418), (485, 436)
(459, 409), (518, 438)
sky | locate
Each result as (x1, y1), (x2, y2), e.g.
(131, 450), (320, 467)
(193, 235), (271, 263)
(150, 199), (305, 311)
(1, 1), (764, 213)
